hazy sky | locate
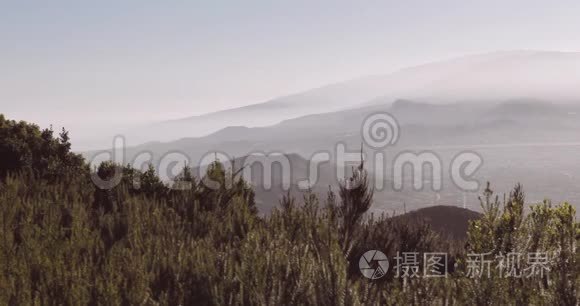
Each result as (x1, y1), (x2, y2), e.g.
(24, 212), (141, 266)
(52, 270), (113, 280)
(2, 0), (580, 129)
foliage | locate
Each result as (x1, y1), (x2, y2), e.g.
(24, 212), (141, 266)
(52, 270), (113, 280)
(0, 114), (86, 180)
(0, 116), (578, 305)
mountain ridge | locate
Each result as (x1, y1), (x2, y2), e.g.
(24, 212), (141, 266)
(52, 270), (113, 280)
(118, 50), (580, 145)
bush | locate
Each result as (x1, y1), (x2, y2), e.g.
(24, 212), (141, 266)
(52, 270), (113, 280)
(0, 115), (577, 305)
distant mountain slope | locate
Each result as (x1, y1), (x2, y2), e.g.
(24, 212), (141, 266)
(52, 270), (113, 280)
(120, 50), (580, 144)
(85, 98), (580, 212)
(94, 98), (580, 162)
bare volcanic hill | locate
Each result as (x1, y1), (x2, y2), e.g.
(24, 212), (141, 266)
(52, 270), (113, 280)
(393, 206), (482, 240)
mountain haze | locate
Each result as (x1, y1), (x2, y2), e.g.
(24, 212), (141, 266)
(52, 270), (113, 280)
(120, 51), (580, 144)
(86, 97), (580, 213)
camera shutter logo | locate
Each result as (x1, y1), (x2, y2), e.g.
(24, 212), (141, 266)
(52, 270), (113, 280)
(359, 250), (389, 279)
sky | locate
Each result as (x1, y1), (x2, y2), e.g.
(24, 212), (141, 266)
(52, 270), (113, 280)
(2, 0), (580, 133)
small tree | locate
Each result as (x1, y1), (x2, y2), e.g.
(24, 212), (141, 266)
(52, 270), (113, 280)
(338, 161), (373, 256)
